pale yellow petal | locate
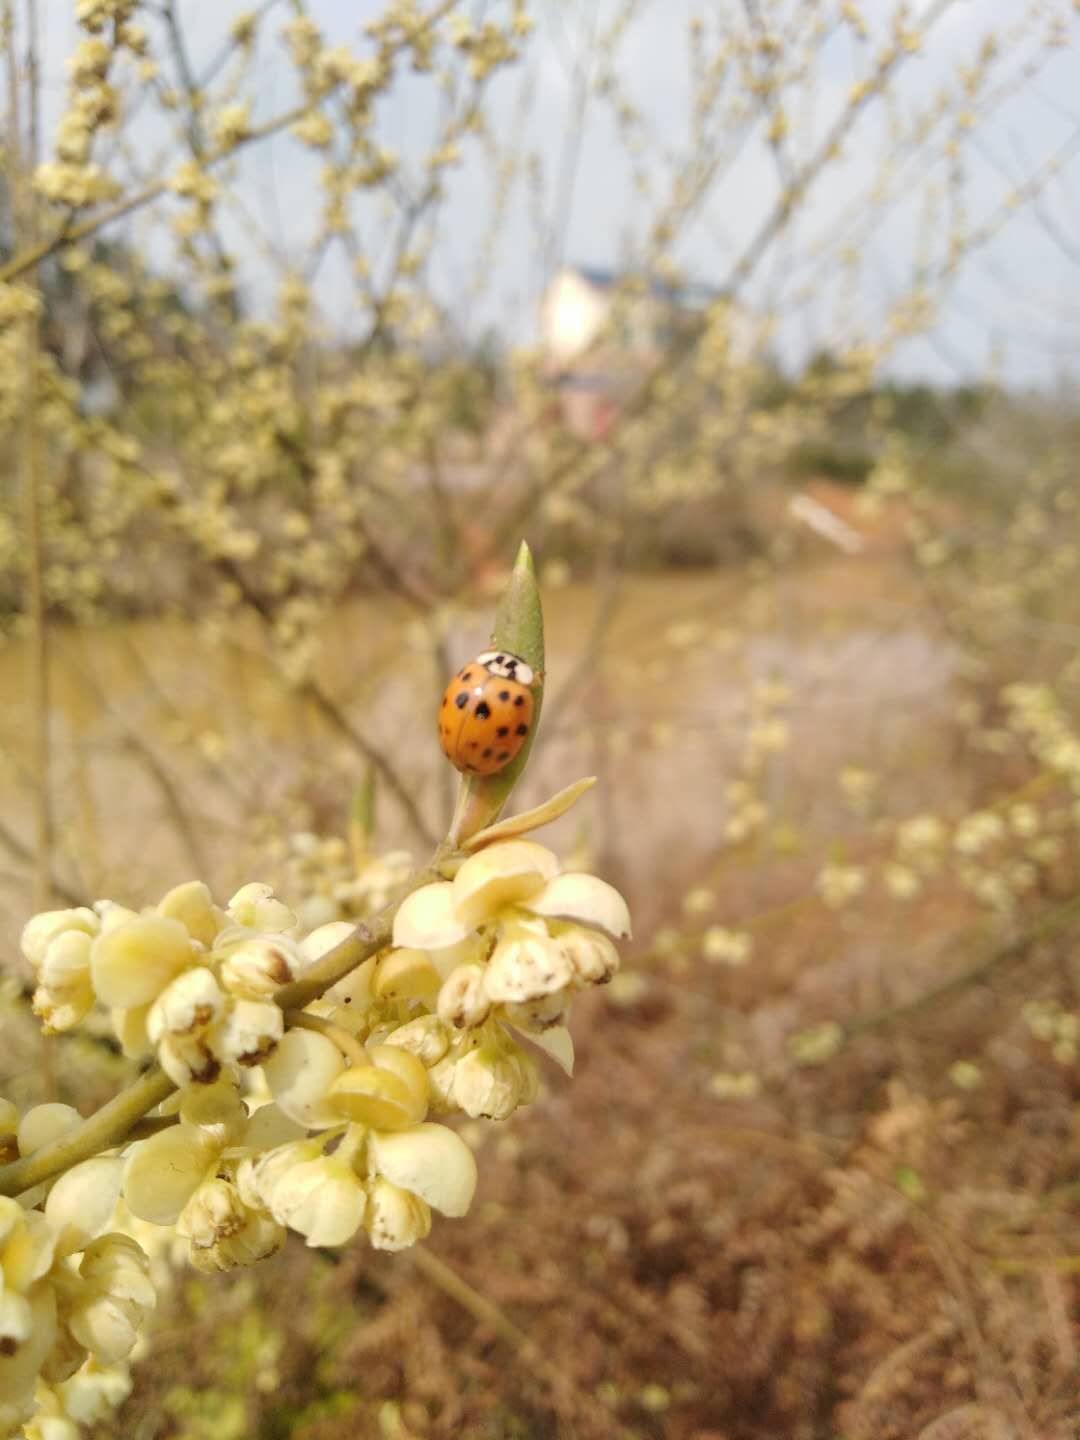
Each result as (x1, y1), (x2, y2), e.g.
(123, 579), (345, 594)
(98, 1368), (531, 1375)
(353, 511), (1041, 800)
(451, 842), (561, 930)
(392, 883), (471, 950)
(17, 1103), (81, 1157)
(372, 948), (440, 1003)
(45, 1157), (124, 1254)
(261, 1026), (345, 1129)
(123, 1125), (218, 1225)
(521, 873), (631, 938)
(364, 1177), (431, 1251)
(327, 1064), (426, 1130)
(90, 916), (193, 1007)
(516, 1024), (575, 1076)
(157, 880), (223, 947)
(368, 1123), (477, 1216)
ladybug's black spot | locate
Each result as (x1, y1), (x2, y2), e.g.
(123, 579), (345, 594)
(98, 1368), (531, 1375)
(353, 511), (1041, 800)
(496, 726), (509, 738)
(475, 701), (491, 720)
(499, 690), (510, 701)
(513, 695), (526, 707)
(482, 747), (493, 758)
(516, 723), (529, 736)
(454, 692), (468, 710)
(497, 751), (510, 762)
(461, 670), (473, 681)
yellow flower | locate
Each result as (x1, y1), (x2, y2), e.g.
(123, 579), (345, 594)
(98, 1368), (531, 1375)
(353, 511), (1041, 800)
(65, 1235), (155, 1364)
(392, 841), (629, 1034)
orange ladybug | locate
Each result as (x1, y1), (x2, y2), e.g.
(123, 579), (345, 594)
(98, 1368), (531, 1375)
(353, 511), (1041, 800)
(438, 650), (536, 775)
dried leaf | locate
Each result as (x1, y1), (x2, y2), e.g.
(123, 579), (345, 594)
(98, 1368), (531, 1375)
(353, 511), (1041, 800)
(462, 777), (597, 852)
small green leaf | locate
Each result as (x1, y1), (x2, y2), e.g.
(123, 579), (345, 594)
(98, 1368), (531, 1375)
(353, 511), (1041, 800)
(349, 762), (377, 869)
(462, 776), (596, 851)
(447, 541), (545, 846)
(350, 763), (377, 844)
(895, 1165), (926, 1203)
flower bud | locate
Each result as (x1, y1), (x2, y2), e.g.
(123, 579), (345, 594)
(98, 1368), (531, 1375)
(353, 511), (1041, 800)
(68, 1235), (155, 1363)
(158, 1033), (220, 1087)
(264, 1156), (367, 1247)
(237, 1138), (322, 1211)
(0, 1285), (58, 1433)
(380, 1014), (449, 1067)
(0, 1198), (57, 1293)
(187, 1205), (285, 1272)
(483, 928), (573, 1005)
(557, 926), (620, 986)
(157, 880), (223, 947)
(364, 1178), (431, 1252)
(177, 1177), (285, 1272)
(227, 883), (295, 933)
(437, 965), (491, 1031)
(261, 1027), (345, 1128)
(95, 902), (139, 933)
(321, 955), (377, 1023)
(18, 1103), (81, 1157)
(451, 1044), (534, 1121)
(45, 1157), (125, 1255)
(207, 998), (283, 1068)
(33, 930), (95, 1033)
(147, 967), (223, 1044)
(21, 908), (97, 968)
(219, 937), (305, 998)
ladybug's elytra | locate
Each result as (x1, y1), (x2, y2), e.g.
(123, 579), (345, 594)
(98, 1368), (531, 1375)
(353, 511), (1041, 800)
(438, 650), (536, 775)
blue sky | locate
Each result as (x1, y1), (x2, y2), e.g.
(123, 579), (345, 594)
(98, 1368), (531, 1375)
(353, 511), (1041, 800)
(29, 0), (1080, 387)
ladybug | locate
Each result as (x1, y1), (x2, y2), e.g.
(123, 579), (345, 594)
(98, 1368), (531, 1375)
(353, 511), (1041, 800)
(438, 650), (536, 775)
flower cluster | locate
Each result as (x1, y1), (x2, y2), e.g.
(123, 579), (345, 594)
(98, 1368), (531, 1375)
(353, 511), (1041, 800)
(22, 882), (308, 1088)
(379, 840), (630, 1119)
(0, 1111), (153, 1439)
(6, 835), (629, 1430)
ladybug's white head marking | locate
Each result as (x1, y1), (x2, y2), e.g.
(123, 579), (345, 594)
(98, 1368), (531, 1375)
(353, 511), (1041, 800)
(476, 650), (534, 686)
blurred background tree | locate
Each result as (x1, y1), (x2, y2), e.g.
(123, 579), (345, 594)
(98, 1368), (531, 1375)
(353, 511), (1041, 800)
(2, 2), (1080, 1436)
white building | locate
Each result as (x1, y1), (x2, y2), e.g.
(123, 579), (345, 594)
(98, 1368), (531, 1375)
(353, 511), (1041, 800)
(537, 264), (722, 436)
